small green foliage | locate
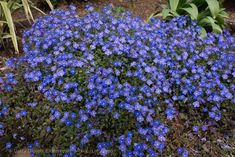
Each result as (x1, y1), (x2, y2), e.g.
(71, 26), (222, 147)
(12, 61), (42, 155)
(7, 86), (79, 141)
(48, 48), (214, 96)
(150, 0), (228, 34)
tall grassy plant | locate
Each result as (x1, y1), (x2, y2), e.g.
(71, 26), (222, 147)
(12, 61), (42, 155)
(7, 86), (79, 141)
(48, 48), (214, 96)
(0, 1), (19, 54)
(0, 0), (47, 54)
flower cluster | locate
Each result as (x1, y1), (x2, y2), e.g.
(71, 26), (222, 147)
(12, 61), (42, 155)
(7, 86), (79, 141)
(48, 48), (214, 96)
(0, 5), (234, 157)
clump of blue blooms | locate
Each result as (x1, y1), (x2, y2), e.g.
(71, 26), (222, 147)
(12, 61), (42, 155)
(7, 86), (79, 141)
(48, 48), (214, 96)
(0, 5), (234, 156)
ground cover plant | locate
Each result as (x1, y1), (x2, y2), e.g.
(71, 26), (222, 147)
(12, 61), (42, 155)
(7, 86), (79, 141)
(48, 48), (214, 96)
(0, 5), (235, 157)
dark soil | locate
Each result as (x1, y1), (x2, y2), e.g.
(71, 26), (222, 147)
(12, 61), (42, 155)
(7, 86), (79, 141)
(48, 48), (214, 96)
(57, 0), (165, 19)
(224, 0), (235, 32)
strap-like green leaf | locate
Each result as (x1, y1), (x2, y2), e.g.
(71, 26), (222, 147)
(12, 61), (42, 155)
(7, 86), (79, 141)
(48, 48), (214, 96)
(199, 16), (223, 33)
(162, 8), (172, 19)
(31, 6), (46, 15)
(199, 16), (215, 26)
(169, 0), (180, 12)
(22, 0), (34, 22)
(0, 1), (19, 54)
(0, 20), (7, 24)
(200, 27), (207, 38)
(205, 0), (220, 18)
(2, 34), (12, 39)
(7, 0), (22, 11)
(46, 0), (54, 10)
(146, 13), (155, 23)
(218, 9), (228, 18)
(212, 23), (222, 33)
(182, 3), (199, 20)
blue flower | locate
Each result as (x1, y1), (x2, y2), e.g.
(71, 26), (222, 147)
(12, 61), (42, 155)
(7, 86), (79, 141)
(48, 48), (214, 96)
(201, 125), (208, 131)
(70, 144), (77, 152)
(28, 102), (37, 108)
(177, 147), (183, 154)
(99, 148), (109, 156)
(5, 142), (12, 149)
(192, 101), (200, 108)
(192, 125), (199, 132)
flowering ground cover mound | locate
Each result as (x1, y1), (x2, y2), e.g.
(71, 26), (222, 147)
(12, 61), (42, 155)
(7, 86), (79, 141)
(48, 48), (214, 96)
(0, 5), (235, 157)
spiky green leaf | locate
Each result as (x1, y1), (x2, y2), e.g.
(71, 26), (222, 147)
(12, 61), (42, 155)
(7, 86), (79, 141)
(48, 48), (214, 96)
(182, 3), (199, 20)
(46, 0), (54, 10)
(205, 0), (220, 18)
(0, 1), (19, 54)
(169, 0), (180, 12)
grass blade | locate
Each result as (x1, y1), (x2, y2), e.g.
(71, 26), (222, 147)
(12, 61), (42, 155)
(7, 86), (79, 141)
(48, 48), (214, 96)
(31, 6), (46, 15)
(0, 1), (19, 54)
(205, 0), (220, 18)
(169, 0), (179, 12)
(182, 3), (199, 20)
(22, 0), (34, 22)
(46, 0), (54, 10)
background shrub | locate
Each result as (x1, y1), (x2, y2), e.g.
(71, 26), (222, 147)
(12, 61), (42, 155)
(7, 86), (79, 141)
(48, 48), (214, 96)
(0, 5), (234, 156)
(150, 0), (228, 34)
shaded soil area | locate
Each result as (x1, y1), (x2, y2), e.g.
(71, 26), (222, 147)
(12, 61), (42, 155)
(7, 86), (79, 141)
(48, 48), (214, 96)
(71, 0), (165, 19)
(224, 0), (235, 32)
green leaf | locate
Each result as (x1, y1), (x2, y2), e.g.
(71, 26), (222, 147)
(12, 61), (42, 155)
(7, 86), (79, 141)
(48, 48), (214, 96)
(154, 12), (163, 17)
(218, 9), (228, 18)
(45, 0), (54, 11)
(198, 10), (210, 21)
(162, 8), (172, 19)
(216, 10), (228, 27)
(200, 27), (207, 38)
(199, 16), (215, 26)
(146, 13), (155, 23)
(0, 1), (19, 54)
(22, 0), (34, 22)
(191, 0), (207, 8)
(7, 0), (20, 10)
(7, 1), (22, 11)
(0, 20), (7, 24)
(169, 0), (180, 12)
(199, 16), (223, 33)
(178, 0), (188, 7)
(211, 23), (222, 33)
(2, 34), (12, 39)
(31, 6), (46, 15)
(205, 0), (220, 18)
(182, 3), (199, 20)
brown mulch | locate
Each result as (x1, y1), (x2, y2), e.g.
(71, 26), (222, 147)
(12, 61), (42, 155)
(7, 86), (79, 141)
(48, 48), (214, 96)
(58, 0), (165, 19)
(224, 0), (235, 32)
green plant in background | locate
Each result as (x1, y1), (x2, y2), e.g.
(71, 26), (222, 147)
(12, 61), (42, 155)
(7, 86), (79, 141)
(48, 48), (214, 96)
(48, 0), (61, 7)
(0, 0), (48, 54)
(148, 0), (228, 35)
(0, 1), (19, 54)
(45, 0), (54, 10)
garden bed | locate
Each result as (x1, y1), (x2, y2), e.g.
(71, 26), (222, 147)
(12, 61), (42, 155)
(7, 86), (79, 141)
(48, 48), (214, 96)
(0, 1), (235, 157)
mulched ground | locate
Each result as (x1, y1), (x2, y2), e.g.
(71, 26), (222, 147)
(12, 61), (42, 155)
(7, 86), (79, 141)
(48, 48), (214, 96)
(224, 0), (235, 32)
(59, 0), (165, 19)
